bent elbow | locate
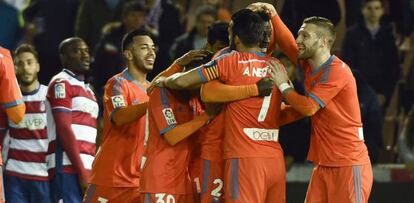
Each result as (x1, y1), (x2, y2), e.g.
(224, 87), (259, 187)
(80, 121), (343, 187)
(164, 135), (178, 146)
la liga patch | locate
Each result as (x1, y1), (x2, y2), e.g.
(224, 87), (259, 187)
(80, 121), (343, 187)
(162, 108), (177, 125)
(111, 95), (126, 108)
(54, 83), (66, 99)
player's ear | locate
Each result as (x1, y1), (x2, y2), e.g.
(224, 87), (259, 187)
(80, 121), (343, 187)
(234, 35), (241, 47)
(123, 50), (133, 61)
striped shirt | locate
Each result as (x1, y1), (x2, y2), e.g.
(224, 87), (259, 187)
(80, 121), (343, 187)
(45, 69), (98, 174)
(2, 85), (48, 181)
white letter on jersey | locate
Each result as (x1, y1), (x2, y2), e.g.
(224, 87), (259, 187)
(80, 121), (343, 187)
(243, 67), (250, 76)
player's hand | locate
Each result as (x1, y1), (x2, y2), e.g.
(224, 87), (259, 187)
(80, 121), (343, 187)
(176, 50), (212, 67)
(80, 181), (89, 193)
(204, 103), (222, 118)
(154, 76), (167, 88)
(246, 2), (277, 17)
(267, 60), (289, 86)
(256, 78), (274, 97)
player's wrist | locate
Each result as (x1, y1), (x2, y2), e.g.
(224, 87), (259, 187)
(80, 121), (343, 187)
(278, 82), (292, 93)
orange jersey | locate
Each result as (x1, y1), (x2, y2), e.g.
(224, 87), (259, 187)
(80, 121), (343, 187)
(198, 51), (284, 159)
(90, 69), (149, 187)
(0, 47), (23, 109)
(140, 87), (195, 194)
(199, 112), (224, 160)
(300, 56), (370, 166)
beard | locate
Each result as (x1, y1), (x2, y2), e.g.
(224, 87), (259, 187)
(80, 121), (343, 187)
(18, 75), (37, 86)
(297, 41), (319, 60)
(133, 58), (153, 73)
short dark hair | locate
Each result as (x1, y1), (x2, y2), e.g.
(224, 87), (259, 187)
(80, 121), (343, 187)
(361, 0), (383, 8)
(121, 27), (155, 52)
(122, 1), (147, 17)
(303, 16), (336, 48)
(207, 22), (229, 45)
(231, 9), (266, 47)
(195, 5), (217, 20)
(14, 43), (39, 61)
(58, 37), (84, 54)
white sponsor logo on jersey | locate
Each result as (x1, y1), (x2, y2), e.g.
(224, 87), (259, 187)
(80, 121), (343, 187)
(54, 83), (66, 98)
(162, 108), (177, 125)
(243, 128), (279, 142)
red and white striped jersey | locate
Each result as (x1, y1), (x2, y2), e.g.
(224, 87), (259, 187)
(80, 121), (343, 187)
(45, 69), (98, 174)
(2, 85), (49, 181)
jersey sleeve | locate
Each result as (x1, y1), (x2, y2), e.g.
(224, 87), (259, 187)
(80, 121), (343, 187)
(196, 53), (233, 83)
(0, 52), (23, 109)
(149, 88), (178, 135)
(307, 67), (349, 108)
(47, 79), (73, 112)
(103, 78), (129, 119)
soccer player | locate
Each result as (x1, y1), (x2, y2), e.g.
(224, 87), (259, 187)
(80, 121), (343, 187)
(0, 44), (50, 202)
(0, 46), (26, 203)
(158, 9), (288, 203)
(258, 3), (373, 202)
(83, 28), (155, 203)
(46, 37), (99, 203)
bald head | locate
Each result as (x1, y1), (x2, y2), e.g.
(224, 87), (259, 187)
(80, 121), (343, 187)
(58, 37), (90, 74)
(59, 37), (85, 54)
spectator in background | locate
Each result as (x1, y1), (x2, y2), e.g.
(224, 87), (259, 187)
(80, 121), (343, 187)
(90, 1), (155, 108)
(342, 0), (400, 108)
(46, 38), (98, 203)
(169, 5), (217, 61)
(23, 0), (79, 85)
(353, 70), (384, 163)
(145, 0), (185, 80)
(74, 0), (132, 51)
(2, 44), (50, 203)
(0, 0), (22, 50)
(202, 0), (231, 22)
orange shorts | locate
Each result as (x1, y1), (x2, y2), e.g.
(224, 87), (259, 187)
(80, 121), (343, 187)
(305, 163), (373, 203)
(200, 159), (224, 203)
(141, 193), (195, 203)
(82, 184), (140, 203)
(224, 157), (286, 203)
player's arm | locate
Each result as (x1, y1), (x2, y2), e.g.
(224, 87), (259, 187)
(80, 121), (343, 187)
(48, 80), (89, 184)
(104, 79), (148, 126)
(4, 105), (25, 124)
(268, 61), (320, 116)
(200, 78), (274, 102)
(247, 2), (298, 63)
(110, 103), (148, 126)
(160, 57), (225, 90)
(148, 50), (211, 94)
(0, 54), (25, 124)
(279, 103), (306, 126)
(163, 113), (211, 146)
(270, 13), (298, 64)
(150, 88), (212, 146)
(147, 63), (183, 94)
